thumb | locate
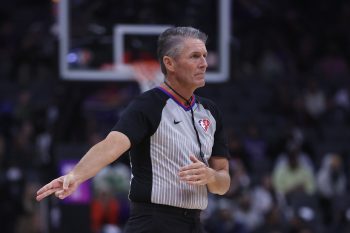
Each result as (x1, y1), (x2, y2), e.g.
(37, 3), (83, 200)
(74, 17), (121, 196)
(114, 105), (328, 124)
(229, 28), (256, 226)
(189, 154), (200, 163)
(63, 174), (73, 190)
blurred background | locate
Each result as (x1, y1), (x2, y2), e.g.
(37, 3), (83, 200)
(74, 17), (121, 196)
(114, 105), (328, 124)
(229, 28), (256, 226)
(1, 0), (350, 233)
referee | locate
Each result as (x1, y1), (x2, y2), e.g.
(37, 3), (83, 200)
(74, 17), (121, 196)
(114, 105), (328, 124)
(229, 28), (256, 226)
(36, 26), (231, 233)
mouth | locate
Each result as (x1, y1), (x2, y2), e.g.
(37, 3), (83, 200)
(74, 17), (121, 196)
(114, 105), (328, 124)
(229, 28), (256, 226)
(195, 73), (205, 78)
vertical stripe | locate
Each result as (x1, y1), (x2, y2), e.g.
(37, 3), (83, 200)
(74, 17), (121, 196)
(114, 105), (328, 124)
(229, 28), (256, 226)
(150, 99), (214, 210)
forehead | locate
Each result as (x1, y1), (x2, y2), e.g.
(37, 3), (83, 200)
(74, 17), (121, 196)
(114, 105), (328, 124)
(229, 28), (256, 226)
(180, 38), (207, 53)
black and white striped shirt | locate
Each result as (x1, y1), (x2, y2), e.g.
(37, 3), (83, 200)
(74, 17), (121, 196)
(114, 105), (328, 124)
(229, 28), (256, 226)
(113, 87), (228, 210)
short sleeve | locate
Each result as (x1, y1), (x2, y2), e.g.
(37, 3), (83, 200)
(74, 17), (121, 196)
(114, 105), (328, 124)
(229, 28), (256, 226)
(199, 97), (229, 158)
(212, 106), (229, 158)
(112, 89), (165, 147)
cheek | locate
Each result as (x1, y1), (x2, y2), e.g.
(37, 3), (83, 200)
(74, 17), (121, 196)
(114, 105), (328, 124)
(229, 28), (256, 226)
(183, 64), (196, 74)
(178, 65), (191, 76)
(176, 62), (196, 79)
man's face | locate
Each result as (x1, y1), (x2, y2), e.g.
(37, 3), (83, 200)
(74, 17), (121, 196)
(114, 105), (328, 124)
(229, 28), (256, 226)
(172, 38), (208, 89)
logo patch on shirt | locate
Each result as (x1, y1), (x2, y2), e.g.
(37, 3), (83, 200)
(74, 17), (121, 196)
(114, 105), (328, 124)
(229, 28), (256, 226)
(198, 119), (211, 132)
(173, 119), (182, 124)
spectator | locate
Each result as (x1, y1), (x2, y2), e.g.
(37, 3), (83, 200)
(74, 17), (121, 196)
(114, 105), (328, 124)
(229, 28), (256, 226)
(272, 142), (316, 199)
(275, 136), (315, 174)
(14, 90), (33, 123)
(91, 183), (121, 233)
(302, 79), (327, 127)
(334, 85), (350, 111)
(251, 174), (279, 215)
(333, 84), (350, 124)
(227, 128), (249, 169)
(242, 123), (268, 177)
(317, 153), (347, 199)
(234, 190), (263, 232)
(317, 153), (347, 227)
(255, 205), (288, 233)
(315, 42), (349, 79)
(205, 199), (248, 233)
(274, 141), (314, 174)
(226, 159), (251, 199)
(15, 182), (41, 233)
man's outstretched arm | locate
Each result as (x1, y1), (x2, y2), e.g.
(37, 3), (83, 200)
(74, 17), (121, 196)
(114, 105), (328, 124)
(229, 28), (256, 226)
(36, 131), (130, 201)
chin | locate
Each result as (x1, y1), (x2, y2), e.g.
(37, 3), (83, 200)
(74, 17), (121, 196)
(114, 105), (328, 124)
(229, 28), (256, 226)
(195, 80), (206, 89)
(199, 77), (206, 86)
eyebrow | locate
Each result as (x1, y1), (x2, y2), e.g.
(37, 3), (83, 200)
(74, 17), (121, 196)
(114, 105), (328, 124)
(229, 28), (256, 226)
(190, 48), (207, 53)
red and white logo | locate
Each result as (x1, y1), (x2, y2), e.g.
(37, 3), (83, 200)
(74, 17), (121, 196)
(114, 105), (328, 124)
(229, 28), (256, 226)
(198, 119), (211, 132)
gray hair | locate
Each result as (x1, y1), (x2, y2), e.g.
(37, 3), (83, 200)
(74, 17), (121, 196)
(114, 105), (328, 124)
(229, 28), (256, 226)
(157, 26), (208, 75)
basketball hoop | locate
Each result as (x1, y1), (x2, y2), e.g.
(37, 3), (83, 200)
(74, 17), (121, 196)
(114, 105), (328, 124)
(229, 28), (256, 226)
(130, 60), (164, 93)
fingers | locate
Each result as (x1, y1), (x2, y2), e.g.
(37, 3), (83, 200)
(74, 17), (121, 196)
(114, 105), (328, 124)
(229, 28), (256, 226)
(36, 187), (62, 201)
(179, 172), (207, 185)
(55, 188), (73, 199)
(180, 155), (204, 171)
(37, 177), (63, 195)
(179, 169), (203, 178)
(36, 177), (64, 201)
(178, 155), (209, 185)
(179, 167), (207, 185)
(54, 175), (76, 199)
(36, 175), (76, 201)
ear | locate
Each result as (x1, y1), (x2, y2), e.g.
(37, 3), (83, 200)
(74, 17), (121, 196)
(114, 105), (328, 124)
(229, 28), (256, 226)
(163, 56), (175, 73)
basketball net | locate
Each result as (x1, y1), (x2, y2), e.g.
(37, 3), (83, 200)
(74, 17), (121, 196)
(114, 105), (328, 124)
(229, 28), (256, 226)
(130, 60), (164, 93)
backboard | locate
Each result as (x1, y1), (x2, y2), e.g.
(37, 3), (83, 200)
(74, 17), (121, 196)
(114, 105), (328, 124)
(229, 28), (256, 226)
(58, 0), (231, 82)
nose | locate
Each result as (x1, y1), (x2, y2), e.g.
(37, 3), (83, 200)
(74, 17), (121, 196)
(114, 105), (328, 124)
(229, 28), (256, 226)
(200, 56), (208, 69)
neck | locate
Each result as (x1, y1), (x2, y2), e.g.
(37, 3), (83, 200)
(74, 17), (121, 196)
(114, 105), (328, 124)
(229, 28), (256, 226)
(163, 81), (193, 106)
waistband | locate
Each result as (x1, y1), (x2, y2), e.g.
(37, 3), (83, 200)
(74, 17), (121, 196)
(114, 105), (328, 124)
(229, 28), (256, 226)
(130, 202), (201, 218)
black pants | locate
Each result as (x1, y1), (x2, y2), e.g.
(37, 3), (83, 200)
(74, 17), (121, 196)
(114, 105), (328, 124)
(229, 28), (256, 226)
(124, 202), (204, 233)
